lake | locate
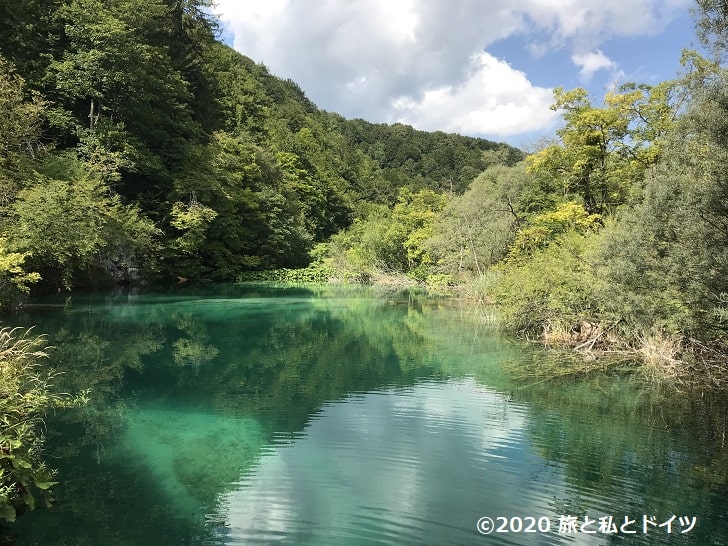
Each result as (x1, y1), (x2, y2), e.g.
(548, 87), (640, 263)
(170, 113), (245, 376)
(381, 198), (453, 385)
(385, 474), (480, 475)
(3, 284), (728, 545)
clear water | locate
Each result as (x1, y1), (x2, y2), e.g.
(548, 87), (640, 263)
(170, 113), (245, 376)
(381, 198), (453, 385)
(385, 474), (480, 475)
(3, 284), (728, 545)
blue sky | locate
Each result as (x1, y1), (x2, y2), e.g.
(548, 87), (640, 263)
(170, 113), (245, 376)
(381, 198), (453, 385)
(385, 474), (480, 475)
(214, 1), (698, 148)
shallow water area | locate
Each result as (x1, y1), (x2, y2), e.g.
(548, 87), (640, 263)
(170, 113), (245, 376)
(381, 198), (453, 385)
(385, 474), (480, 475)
(4, 284), (728, 545)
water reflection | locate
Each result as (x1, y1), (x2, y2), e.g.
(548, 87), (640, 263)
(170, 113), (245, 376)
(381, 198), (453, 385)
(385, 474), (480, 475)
(213, 380), (558, 546)
(2, 284), (727, 545)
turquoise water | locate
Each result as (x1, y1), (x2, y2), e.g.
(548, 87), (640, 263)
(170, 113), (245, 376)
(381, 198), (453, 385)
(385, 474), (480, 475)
(3, 284), (728, 545)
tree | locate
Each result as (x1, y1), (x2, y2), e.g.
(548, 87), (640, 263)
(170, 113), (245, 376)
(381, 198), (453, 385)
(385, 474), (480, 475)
(598, 58), (728, 340)
(50, 0), (200, 170)
(505, 202), (601, 264)
(0, 56), (46, 205)
(12, 170), (160, 289)
(0, 0), (62, 87)
(169, 198), (218, 256)
(427, 164), (530, 276)
(0, 240), (40, 310)
(527, 84), (678, 215)
(695, 0), (728, 61)
(328, 189), (446, 280)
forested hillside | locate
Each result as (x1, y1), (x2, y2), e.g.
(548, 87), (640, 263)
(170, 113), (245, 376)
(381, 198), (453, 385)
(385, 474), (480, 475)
(0, 0), (518, 295)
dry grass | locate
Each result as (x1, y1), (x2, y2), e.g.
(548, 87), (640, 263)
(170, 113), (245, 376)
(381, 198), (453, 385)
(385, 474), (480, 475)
(0, 326), (47, 355)
(505, 324), (692, 386)
(369, 271), (419, 287)
(636, 332), (685, 384)
(542, 321), (575, 347)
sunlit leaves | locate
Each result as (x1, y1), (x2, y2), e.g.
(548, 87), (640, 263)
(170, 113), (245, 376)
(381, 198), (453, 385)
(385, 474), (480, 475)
(427, 164), (530, 276)
(328, 189), (446, 280)
(0, 56), (46, 201)
(0, 238), (40, 309)
(598, 67), (728, 339)
(506, 202), (601, 263)
(13, 172), (160, 288)
(528, 84), (678, 214)
(170, 199), (219, 255)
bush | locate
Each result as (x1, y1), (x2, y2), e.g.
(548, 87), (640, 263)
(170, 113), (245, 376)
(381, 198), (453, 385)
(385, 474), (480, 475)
(236, 262), (334, 284)
(491, 232), (605, 338)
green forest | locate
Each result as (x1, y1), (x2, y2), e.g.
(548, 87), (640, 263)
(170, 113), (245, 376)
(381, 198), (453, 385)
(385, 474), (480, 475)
(2, 0), (728, 524)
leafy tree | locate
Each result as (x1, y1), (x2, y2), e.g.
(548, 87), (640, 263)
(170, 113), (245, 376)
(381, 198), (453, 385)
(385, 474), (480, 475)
(599, 63), (728, 340)
(427, 164), (531, 276)
(0, 56), (46, 205)
(695, 0), (728, 61)
(49, 0), (201, 170)
(0, 240), (40, 310)
(491, 232), (604, 338)
(12, 169), (160, 288)
(328, 189), (446, 280)
(527, 84), (677, 214)
(505, 202), (601, 264)
(391, 189), (447, 278)
(0, 0), (62, 87)
(170, 198), (218, 256)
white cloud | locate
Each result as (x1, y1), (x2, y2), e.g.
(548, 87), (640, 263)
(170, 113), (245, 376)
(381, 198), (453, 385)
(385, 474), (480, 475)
(213, 0), (691, 140)
(571, 50), (617, 81)
(392, 53), (558, 137)
(519, 0), (690, 49)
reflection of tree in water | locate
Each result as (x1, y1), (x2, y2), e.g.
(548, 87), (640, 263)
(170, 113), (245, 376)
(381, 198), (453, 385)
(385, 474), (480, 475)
(11, 287), (728, 544)
(9, 287), (468, 544)
(512, 372), (728, 545)
(170, 311), (220, 368)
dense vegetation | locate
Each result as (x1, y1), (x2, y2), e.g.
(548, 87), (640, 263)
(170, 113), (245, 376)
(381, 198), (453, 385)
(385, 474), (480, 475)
(320, 5), (728, 386)
(0, 327), (83, 523)
(2, 0), (728, 524)
(0, 0), (518, 298)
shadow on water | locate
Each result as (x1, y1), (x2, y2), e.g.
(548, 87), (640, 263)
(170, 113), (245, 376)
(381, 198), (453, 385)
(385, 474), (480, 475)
(2, 284), (728, 544)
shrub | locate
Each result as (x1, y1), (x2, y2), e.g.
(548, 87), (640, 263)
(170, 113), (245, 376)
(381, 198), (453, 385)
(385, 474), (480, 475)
(492, 232), (605, 338)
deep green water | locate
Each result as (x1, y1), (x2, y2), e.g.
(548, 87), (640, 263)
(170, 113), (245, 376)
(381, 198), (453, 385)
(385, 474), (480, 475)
(3, 284), (728, 545)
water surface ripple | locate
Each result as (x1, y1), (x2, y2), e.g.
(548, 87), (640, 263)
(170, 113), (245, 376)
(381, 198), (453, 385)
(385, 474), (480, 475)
(3, 284), (726, 545)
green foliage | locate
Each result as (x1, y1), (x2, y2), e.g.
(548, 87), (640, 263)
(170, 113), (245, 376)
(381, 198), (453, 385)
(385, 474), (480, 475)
(0, 55), (46, 203)
(170, 199), (218, 255)
(491, 232), (605, 337)
(0, 239), (40, 310)
(0, 327), (84, 523)
(598, 67), (728, 339)
(50, 0), (200, 165)
(506, 202), (601, 263)
(340, 120), (523, 200)
(12, 171), (160, 288)
(695, 0), (728, 61)
(427, 163), (531, 276)
(0, 9), (524, 287)
(237, 262), (334, 284)
(392, 188), (447, 278)
(328, 189), (446, 281)
(527, 84), (678, 214)
(328, 204), (404, 281)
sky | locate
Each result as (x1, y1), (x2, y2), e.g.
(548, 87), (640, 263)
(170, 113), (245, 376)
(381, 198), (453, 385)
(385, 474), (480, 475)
(213, 0), (700, 148)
